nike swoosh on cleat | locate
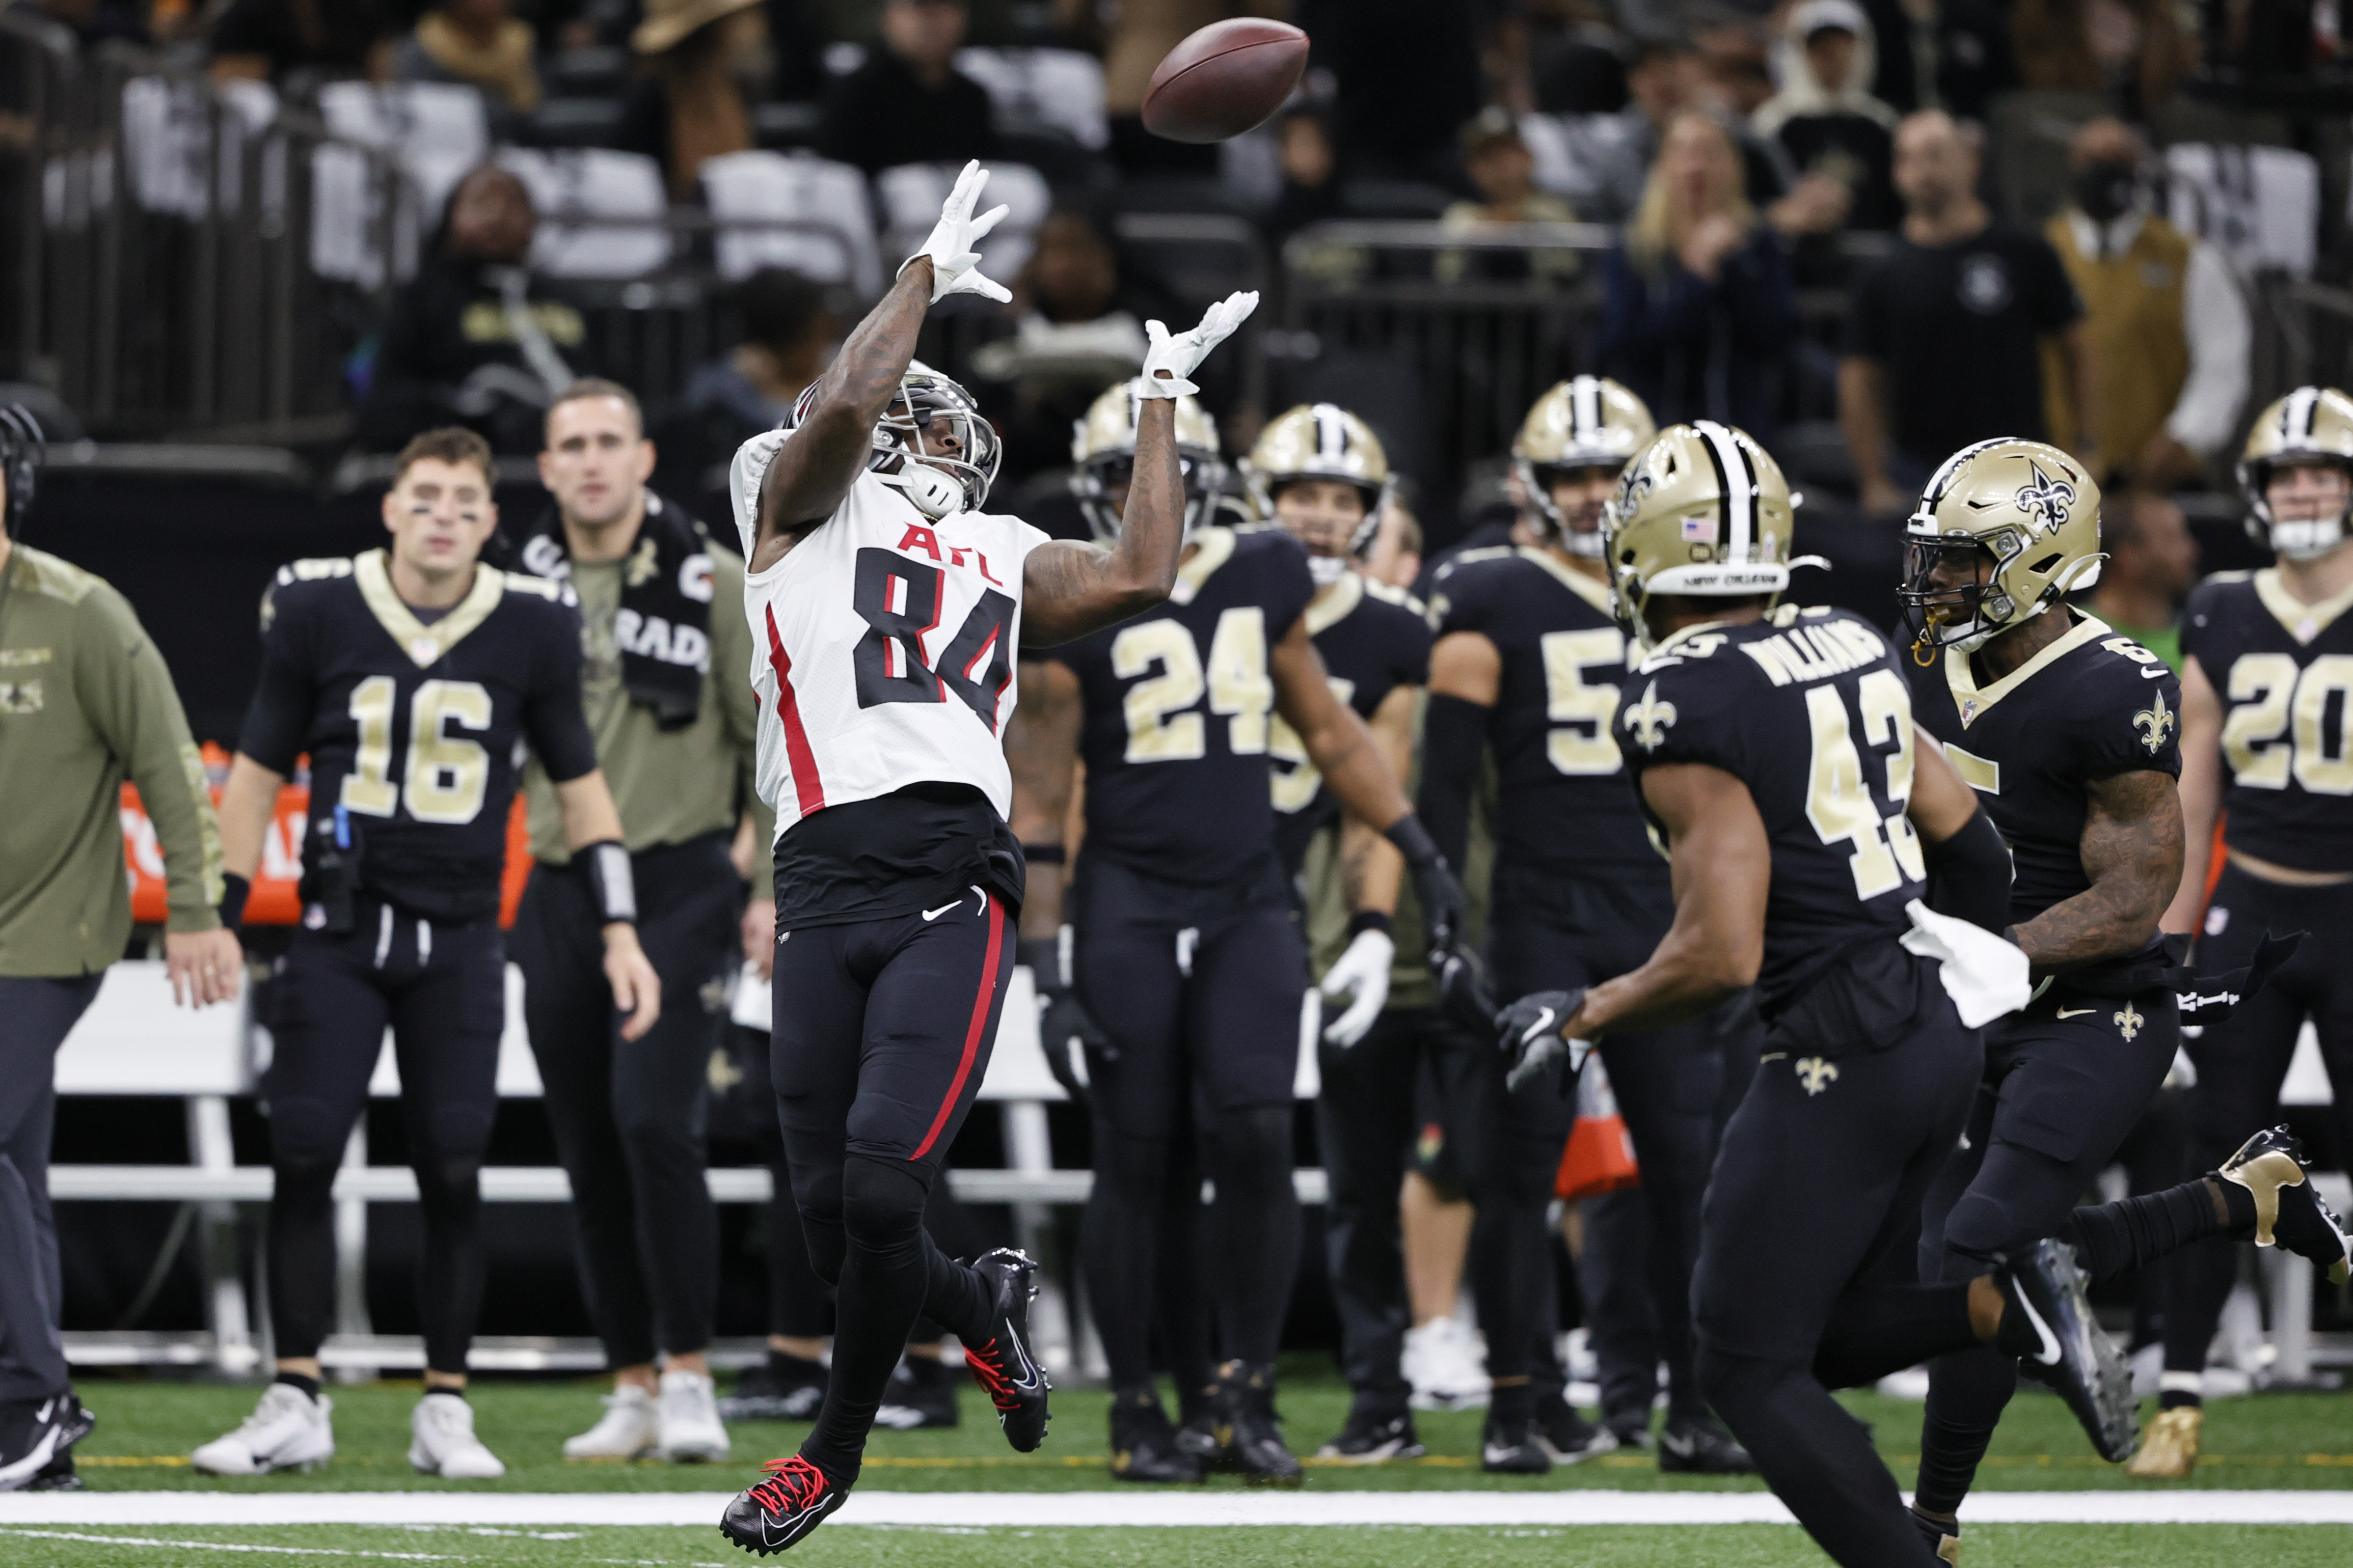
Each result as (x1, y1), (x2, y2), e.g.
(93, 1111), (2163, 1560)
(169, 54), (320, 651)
(2055, 1007), (2095, 1018)
(920, 901), (961, 922)
(2015, 1286), (2064, 1366)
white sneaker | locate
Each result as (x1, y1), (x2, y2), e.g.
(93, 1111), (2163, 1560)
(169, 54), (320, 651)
(409, 1392), (505, 1479)
(654, 1369), (729, 1463)
(1404, 1316), (1492, 1411)
(563, 1384), (657, 1461)
(191, 1383), (334, 1475)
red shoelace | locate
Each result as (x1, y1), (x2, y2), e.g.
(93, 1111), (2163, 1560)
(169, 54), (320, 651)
(964, 1337), (1021, 1412)
(747, 1455), (828, 1515)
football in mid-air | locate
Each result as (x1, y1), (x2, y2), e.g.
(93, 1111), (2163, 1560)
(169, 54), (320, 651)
(1140, 18), (1310, 144)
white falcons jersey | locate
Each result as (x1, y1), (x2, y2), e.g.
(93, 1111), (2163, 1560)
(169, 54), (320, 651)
(731, 432), (1051, 839)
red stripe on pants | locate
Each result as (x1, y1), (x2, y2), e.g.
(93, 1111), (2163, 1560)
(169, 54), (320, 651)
(910, 893), (1005, 1162)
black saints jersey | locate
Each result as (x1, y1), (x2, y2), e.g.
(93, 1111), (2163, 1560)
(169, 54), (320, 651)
(2181, 569), (2353, 871)
(1619, 607), (1927, 1012)
(237, 550), (600, 924)
(1427, 546), (1654, 901)
(1049, 525), (1316, 890)
(1909, 613), (2182, 927)
(1272, 573), (1432, 877)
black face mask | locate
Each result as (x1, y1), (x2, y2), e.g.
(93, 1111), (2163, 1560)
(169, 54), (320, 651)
(2074, 160), (2137, 223)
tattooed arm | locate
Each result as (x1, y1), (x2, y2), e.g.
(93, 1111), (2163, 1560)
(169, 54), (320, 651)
(1335, 682), (1417, 917)
(1005, 657), (1084, 938)
(1019, 397), (1183, 646)
(1274, 618), (1413, 842)
(2011, 769), (2184, 975)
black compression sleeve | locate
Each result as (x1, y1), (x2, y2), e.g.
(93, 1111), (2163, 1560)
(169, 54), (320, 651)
(1922, 806), (2013, 934)
(235, 650), (316, 776)
(1417, 693), (1489, 874)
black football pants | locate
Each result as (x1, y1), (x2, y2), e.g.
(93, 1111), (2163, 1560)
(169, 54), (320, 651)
(770, 887), (1007, 1479)
(512, 832), (739, 1368)
(0, 973), (102, 1402)
(263, 903), (504, 1376)
(1913, 982), (2176, 1518)
(2165, 865), (2353, 1383)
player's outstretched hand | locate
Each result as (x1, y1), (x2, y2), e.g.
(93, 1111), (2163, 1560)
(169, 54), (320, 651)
(604, 924), (664, 1041)
(1137, 290), (1259, 399)
(1497, 988), (1593, 1094)
(904, 159), (1013, 305)
(1320, 927), (1395, 1047)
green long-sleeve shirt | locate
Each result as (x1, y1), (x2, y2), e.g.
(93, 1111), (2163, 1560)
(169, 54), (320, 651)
(0, 544), (223, 977)
(523, 540), (772, 866)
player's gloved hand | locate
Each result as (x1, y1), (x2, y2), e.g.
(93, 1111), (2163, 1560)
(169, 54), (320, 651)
(1137, 290), (1259, 399)
(1019, 933), (1109, 1106)
(1319, 921), (1395, 1048)
(1383, 813), (1469, 964)
(1497, 987), (1593, 1094)
(902, 159), (1013, 305)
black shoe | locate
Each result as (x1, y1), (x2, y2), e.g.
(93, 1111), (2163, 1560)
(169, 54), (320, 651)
(26, 1451), (83, 1492)
(719, 1455), (846, 1556)
(875, 1355), (961, 1431)
(0, 1394), (90, 1494)
(721, 1356), (828, 1423)
(2222, 1126), (2353, 1284)
(1315, 1405), (1423, 1464)
(1910, 1506), (1960, 1563)
(1604, 1410), (1655, 1450)
(1535, 1395), (1616, 1464)
(1212, 1363), (1302, 1487)
(1658, 1414), (1756, 1474)
(1175, 1406), (1231, 1471)
(1480, 1415), (1551, 1474)
(2001, 1236), (2137, 1463)
(1109, 1389), (1204, 1483)
(963, 1249), (1050, 1452)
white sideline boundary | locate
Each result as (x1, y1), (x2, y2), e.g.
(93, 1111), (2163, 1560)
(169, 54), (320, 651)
(5, 1492), (2353, 1528)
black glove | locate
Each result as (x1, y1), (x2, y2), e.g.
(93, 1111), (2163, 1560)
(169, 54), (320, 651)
(2178, 929), (2307, 1025)
(1385, 814), (1468, 964)
(1435, 941), (1498, 1041)
(1019, 934), (1111, 1106)
(218, 871), (251, 933)
(1495, 987), (1592, 1094)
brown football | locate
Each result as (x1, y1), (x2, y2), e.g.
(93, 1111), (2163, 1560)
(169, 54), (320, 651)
(1140, 18), (1310, 144)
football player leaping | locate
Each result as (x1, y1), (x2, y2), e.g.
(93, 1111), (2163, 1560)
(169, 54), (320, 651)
(716, 162), (1257, 1553)
(1008, 390), (1467, 1486)
(1498, 422), (2139, 1568)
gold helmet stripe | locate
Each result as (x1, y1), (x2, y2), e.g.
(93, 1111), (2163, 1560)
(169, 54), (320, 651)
(1692, 419), (1756, 559)
(2285, 385), (2321, 445)
(1571, 375), (1602, 441)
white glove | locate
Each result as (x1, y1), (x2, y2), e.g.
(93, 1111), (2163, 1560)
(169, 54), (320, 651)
(1137, 290), (1260, 398)
(902, 160), (1012, 305)
(1319, 928), (1395, 1048)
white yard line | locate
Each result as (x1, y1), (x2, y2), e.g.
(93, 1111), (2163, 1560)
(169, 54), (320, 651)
(5, 1492), (2353, 1528)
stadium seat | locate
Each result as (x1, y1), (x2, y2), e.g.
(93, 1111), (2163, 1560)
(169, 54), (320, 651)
(953, 46), (1110, 151)
(317, 79), (491, 219)
(874, 160), (1051, 287)
(526, 96), (628, 150)
(120, 74), (277, 218)
(496, 147), (671, 279)
(700, 149), (883, 294)
(2167, 141), (2321, 279)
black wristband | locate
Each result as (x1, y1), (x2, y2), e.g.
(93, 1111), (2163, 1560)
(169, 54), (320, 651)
(1346, 910), (1394, 939)
(219, 872), (251, 931)
(1384, 813), (1441, 868)
(1021, 842), (1067, 866)
(580, 840), (637, 925)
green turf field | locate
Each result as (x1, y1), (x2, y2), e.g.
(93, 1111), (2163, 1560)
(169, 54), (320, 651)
(55, 1370), (2353, 1492)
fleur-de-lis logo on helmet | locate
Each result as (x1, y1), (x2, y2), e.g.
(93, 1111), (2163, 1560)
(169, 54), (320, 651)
(2134, 690), (2177, 754)
(2014, 460), (2077, 534)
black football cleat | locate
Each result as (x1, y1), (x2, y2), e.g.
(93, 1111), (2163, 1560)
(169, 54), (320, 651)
(1108, 1388), (1204, 1483)
(0, 1394), (93, 1494)
(1604, 1410), (1655, 1451)
(963, 1249), (1050, 1451)
(1174, 1405), (1231, 1472)
(1479, 1415), (1551, 1474)
(1909, 1506), (1961, 1563)
(720, 1356), (828, 1423)
(1212, 1363), (1303, 1487)
(719, 1455), (845, 1556)
(2221, 1126), (2353, 1284)
(1657, 1414), (1757, 1474)
(1315, 1405), (1424, 1464)
(2000, 1237), (2138, 1463)
(1534, 1395), (1616, 1465)
(875, 1355), (961, 1431)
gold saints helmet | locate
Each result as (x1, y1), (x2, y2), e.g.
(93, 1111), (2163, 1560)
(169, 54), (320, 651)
(2239, 386), (2353, 561)
(1243, 403), (1393, 585)
(1513, 376), (1657, 558)
(1068, 379), (1226, 543)
(1602, 421), (1800, 647)
(1899, 438), (2102, 654)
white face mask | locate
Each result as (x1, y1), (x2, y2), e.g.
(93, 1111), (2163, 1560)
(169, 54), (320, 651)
(879, 462), (965, 519)
(2270, 516), (2347, 561)
(1306, 552), (1350, 587)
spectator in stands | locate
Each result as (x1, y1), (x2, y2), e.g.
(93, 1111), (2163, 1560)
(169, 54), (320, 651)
(1840, 110), (2093, 514)
(1101, 0), (1244, 175)
(617, 0), (768, 202)
(2046, 117), (2248, 492)
(1855, 0), (2015, 119)
(652, 268), (835, 514)
(2082, 489), (2198, 668)
(1266, 105), (1348, 251)
(1753, 0), (1902, 232)
(1593, 111), (1797, 439)
(1697, 18), (1777, 120)
(2012, 0), (2191, 120)
(814, 0), (998, 176)
(0, 417), (239, 1491)
(391, 0), (542, 117)
(209, 0), (395, 84)
(358, 164), (593, 457)
(1438, 108), (1579, 287)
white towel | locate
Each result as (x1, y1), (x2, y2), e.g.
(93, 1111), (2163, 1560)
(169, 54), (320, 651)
(1899, 899), (2031, 1028)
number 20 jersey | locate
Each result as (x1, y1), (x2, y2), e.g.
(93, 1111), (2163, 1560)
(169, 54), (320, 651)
(2181, 568), (2353, 871)
(1618, 606), (1926, 1013)
(1048, 525), (1316, 889)
(732, 447), (1051, 838)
